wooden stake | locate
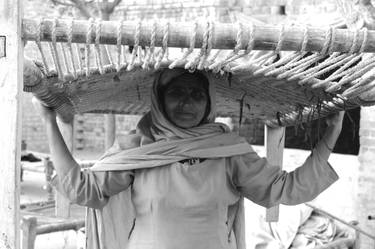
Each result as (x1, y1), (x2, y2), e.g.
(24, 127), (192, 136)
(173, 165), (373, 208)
(265, 125), (285, 222)
(20, 217), (37, 249)
(0, 1), (23, 249)
(55, 119), (74, 218)
(105, 114), (116, 150)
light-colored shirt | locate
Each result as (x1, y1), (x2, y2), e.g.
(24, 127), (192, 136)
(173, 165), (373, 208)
(53, 147), (338, 249)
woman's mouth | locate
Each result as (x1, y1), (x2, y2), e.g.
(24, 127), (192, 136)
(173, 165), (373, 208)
(175, 111), (195, 119)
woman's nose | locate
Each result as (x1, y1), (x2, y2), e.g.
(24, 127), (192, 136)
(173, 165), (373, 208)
(179, 94), (194, 106)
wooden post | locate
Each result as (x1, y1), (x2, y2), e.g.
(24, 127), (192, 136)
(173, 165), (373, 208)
(105, 114), (116, 150)
(43, 157), (55, 202)
(265, 125), (285, 222)
(0, 1), (23, 249)
(20, 217), (37, 249)
(55, 119), (74, 218)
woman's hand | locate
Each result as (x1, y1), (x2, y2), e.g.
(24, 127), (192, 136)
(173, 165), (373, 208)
(316, 111), (345, 159)
(325, 111), (345, 132)
(32, 97), (56, 123)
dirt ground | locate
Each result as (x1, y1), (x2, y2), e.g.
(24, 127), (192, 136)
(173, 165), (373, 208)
(20, 146), (359, 249)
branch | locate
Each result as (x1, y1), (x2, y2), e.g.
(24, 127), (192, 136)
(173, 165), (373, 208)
(107, 0), (123, 14)
(358, 0), (375, 29)
(69, 0), (93, 19)
(50, 0), (75, 7)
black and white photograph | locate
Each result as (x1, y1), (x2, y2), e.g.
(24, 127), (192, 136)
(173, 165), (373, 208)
(0, 0), (374, 248)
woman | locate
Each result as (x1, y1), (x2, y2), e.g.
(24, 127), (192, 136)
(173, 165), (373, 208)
(34, 68), (344, 249)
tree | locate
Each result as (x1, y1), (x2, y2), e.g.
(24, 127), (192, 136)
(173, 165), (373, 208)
(50, 0), (123, 20)
(336, 0), (375, 29)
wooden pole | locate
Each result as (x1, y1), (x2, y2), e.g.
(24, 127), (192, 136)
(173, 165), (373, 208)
(265, 125), (285, 222)
(22, 18), (375, 53)
(0, 1), (23, 249)
(35, 219), (84, 235)
(55, 119), (74, 218)
(20, 217), (37, 249)
(101, 12), (117, 151)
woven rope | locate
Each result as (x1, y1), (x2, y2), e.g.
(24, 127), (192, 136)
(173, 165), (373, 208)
(349, 29), (359, 54)
(198, 20), (213, 70)
(359, 28), (368, 54)
(307, 54), (358, 88)
(209, 22), (243, 72)
(116, 20), (124, 72)
(75, 43), (83, 73)
(127, 20), (141, 71)
(320, 27), (333, 55)
(67, 19), (77, 78)
(155, 21), (169, 70)
(50, 18), (64, 79)
(94, 20), (105, 74)
(142, 20), (157, 69)
(85, 18), (94, 76)
(297, 53), (343, 84)
(317, 54), (362, 91)
(253, 25), (285, 76)
(301, 26), (309, 52)
(169, 21), (198, 69)
(35, 17), (50, 74)
(60, 43), (70, 77)
(185, 20), (210, 71)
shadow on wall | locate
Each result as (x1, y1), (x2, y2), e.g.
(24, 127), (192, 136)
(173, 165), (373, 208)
(222, 107), (360, 155)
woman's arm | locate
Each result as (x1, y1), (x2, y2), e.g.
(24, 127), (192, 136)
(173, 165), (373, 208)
(32, 97), (79, 177)
(228, 112), (344, 208)
(33, 98), (133, 208)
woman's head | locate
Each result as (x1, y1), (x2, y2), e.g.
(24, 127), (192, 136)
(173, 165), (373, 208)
(146, 68), (226, 141)
(160, 71), (210, 128)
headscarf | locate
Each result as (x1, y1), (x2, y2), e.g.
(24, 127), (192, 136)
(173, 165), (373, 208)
(87, 68), (250, 249)
(149, 68), (228, 141)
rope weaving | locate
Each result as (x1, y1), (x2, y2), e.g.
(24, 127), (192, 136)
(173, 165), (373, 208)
(68, 19), (77, 78)
(21, 18), (375, 126)
(50, 18), (64, 79)
(94, 20), (105, 75)
(35, 17), (50, 75)
(127, 20), (141, 71)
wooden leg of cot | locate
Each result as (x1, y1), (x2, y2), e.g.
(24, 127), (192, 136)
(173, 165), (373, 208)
(265, 125), (285, 222)
(21, 216), (37, 249)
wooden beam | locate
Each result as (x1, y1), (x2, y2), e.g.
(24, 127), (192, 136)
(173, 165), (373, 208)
(265, 125), (285, 222)
(0, 1), (23, 249)
(105, 114), (116, 150)
(20, 217), (37, 249)
(55, 119), (74, 218)
(21, 18), (375, 53)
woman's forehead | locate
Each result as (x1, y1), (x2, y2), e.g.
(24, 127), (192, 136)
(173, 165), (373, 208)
(166, 73), (208, 90)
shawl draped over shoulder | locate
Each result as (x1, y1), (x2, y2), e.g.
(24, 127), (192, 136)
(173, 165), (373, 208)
(85, 69), (252, 249)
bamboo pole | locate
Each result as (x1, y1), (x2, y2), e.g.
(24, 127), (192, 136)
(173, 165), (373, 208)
(265, 126), (285, 222)
(0, 1), (23, 249)
(22, 18), (375, 53)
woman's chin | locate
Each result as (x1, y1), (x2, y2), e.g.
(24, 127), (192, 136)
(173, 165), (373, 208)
(173, 119), (199, 129)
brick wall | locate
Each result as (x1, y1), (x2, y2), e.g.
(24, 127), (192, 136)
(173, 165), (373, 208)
(358, 106), (375, 248)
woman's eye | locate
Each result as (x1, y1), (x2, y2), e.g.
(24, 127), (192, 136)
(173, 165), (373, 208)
(191, 90), (207, 101)
(166, 89), (185, 97)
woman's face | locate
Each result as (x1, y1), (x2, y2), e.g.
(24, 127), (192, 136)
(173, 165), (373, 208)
(163, 75), (209, 129)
